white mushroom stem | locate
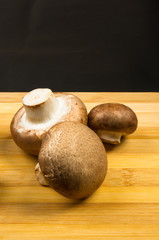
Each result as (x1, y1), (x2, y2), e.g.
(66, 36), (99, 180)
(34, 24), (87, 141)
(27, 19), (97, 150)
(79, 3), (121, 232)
(22, 88), (57, 123)
(35, 163), (49, 186)
(97, 130), (122, 144)
(19, 88), (70, 130)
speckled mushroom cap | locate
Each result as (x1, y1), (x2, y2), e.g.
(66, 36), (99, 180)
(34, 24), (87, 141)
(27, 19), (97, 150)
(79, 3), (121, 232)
(38, 121), (107, 199)
(10, 89), (88, 156)
(88, 103), (138, 144)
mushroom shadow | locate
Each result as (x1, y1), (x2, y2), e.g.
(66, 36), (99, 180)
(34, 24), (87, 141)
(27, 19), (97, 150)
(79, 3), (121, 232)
(23, 152), (38, 163)
(103, 135), (127, 152)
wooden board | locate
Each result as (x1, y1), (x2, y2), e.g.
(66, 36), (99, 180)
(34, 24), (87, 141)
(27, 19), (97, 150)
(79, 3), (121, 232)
(0, 92), (159, 240)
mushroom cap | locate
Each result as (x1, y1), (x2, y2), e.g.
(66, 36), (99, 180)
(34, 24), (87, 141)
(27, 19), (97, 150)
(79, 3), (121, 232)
(88, 103), (138, 135)
(54, 92), (87, 124)
(10, 92), (88, 155)
(38, 121), (107, 199)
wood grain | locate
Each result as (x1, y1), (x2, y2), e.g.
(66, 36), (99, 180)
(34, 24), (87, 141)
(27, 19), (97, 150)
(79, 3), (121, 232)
(0, 92), (159, 239)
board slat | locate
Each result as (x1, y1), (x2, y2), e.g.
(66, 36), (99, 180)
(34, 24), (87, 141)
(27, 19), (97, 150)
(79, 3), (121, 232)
(0, 92), (159, 239)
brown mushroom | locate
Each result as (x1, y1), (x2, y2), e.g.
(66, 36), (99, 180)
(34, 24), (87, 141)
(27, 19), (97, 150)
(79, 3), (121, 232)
(10, 88), (87, 155)
(37, 121), (107, 199)
(88, 103), (138, 144)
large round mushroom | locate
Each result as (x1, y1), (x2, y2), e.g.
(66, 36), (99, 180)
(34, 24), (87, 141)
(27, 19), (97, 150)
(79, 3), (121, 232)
(10, 88), (87, 155)
(37, 121), (107, 199)
(88, 103), (138, 144)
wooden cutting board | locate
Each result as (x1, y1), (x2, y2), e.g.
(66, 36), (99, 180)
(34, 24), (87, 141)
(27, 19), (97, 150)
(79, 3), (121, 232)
(0, 92), (159, 240)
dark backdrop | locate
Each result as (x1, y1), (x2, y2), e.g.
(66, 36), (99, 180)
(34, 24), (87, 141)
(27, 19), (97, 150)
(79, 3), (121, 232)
(0, 0), (158, 92)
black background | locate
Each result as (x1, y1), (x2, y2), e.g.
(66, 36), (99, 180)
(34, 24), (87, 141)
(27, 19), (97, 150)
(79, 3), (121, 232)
(0, 0), (158, 92)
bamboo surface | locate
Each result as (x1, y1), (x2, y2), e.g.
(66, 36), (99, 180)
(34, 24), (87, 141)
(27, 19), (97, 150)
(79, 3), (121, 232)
(0, 92), (159, 240)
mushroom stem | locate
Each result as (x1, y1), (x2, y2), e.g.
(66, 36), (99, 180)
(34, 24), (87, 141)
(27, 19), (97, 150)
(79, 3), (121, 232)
(22, 88), (57, 123)
(97, 130), (122, 144)
(35, 163), (49, 186)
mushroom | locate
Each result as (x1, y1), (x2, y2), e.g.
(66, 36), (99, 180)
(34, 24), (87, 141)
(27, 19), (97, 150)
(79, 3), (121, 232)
(10, 88), (87, 155)
(36, 121), (107, 199)
(88, 103), (138, 144)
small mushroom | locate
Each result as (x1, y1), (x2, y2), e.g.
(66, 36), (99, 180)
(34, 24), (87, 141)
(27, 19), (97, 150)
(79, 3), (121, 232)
(37, 121), (107, 199)
(10, 88), (87, 155)
(88, 103), (138, 144)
